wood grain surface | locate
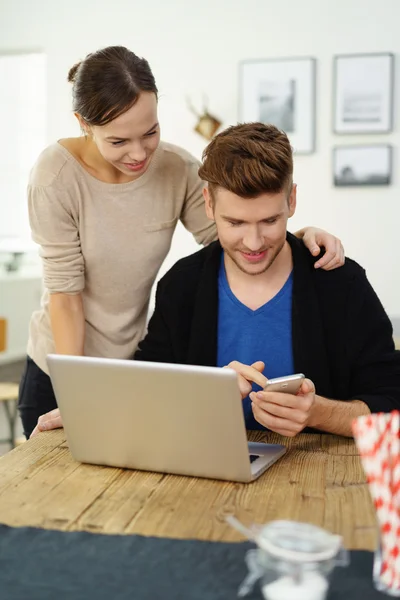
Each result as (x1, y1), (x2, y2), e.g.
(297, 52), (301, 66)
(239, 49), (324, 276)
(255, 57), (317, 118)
(0, 429), (376, 549)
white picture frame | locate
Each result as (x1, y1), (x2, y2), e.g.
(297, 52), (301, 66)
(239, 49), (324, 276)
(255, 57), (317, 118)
(333, 53), (394, 134)
(333, 145), (392, 187)
(239, 57), (316, 154)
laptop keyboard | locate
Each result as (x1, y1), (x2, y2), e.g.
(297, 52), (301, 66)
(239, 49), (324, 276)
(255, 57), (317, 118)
(249, 454), (260, 463)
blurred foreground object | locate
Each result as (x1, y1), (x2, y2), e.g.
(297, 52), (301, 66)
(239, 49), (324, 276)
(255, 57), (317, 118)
(353, 411), (400, 596)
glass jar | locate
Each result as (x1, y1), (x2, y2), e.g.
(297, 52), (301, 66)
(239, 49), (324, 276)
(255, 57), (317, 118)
(238, 521), (349, 599)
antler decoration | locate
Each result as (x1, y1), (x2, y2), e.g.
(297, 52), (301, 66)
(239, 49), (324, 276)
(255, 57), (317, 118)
(186, 95), (222, 141)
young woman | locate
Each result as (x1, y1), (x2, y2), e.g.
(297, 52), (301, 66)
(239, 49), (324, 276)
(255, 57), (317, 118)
(21, 45), (345, 438)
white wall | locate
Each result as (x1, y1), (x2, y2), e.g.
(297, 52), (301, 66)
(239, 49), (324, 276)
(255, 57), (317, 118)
(1, 0), (399, 318)
(0, 52), (46, 240)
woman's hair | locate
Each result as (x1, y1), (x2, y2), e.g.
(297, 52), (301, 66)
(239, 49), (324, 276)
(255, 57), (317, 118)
(67, 46), (158, 127)
(198, 122), (293, 201)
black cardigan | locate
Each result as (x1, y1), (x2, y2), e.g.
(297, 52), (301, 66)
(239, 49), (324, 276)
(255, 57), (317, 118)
(135, 234), (400, 413)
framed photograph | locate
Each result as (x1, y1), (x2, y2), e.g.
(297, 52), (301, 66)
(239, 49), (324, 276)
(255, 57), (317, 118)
(239, 57), (316, 154)
(333, 145), (392, 187)
(333, 53), (394, 134)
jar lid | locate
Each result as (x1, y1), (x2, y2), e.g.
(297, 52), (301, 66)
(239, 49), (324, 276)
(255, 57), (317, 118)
(255, 521), (343, 563)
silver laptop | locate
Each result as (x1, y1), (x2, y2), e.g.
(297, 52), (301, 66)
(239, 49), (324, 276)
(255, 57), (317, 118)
(47, 355), (286, 483)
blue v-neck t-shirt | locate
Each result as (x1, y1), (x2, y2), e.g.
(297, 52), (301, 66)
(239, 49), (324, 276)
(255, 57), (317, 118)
(217, 254), (294, 429)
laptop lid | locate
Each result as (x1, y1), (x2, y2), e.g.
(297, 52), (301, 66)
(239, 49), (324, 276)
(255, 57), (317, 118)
(47, 355), (256, 482)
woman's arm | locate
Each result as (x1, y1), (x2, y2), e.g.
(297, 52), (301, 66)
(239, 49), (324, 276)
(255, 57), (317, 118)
(28, 178), (86, 353)
(180, 160), (217, 245)
(49, 292), (85, 355)
(30, 408), (63, 437)
(293, 226), (345, 270)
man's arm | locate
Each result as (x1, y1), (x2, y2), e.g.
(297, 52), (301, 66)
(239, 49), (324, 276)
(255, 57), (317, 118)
(308, 396), (370, 437)
(311, 266), (400, 432)
(345, 267), (400, 414)
(251, 381), (370, 438)
(252, 266), (400, 438)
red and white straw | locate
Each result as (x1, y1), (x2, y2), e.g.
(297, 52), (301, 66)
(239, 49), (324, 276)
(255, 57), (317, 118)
(353, 411), (400, 591)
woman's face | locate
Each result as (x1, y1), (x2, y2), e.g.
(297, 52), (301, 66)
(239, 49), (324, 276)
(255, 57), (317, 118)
(91, 92), (160, 179)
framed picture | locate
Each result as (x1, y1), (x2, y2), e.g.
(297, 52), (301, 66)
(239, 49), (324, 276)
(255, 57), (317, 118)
(239, 57), (316, 154)
(333, 145), (392, 187)
(333, 53), (394, 134)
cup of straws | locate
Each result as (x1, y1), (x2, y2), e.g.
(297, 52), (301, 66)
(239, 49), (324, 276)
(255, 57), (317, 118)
(353, 411), (400, 596)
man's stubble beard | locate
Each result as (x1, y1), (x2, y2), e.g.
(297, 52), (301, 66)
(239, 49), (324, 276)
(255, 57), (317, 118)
(224, 239), (286, 277)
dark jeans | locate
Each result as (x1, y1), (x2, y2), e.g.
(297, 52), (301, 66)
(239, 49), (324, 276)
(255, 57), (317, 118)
(18, 356), (58, 439)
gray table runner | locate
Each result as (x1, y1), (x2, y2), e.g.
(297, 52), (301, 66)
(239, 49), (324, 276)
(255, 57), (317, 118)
(0, 524), (387, 599)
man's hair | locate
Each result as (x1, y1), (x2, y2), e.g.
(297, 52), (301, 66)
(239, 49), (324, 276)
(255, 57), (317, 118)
(198, 122), (293, 201)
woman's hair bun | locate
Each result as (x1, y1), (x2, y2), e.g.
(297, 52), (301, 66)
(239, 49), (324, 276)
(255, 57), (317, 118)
(67, 61), (81, 83)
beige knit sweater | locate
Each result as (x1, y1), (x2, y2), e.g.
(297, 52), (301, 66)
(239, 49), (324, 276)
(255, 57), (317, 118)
(27, 141), (216, 374)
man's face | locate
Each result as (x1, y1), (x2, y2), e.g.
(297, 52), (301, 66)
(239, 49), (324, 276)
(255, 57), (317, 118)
(204, 185), (296, 276)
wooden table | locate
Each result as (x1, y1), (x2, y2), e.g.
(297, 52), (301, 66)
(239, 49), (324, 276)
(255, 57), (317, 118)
(0, 430), (377, 550)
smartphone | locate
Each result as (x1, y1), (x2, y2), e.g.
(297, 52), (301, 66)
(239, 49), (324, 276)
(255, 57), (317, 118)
(263, 373), (305, 395)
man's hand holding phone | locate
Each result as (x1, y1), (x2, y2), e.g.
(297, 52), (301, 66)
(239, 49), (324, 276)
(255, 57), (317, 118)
(250, 376), (316, 437)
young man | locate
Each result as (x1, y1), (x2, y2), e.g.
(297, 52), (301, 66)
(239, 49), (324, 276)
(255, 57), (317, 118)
(32, 123), (400, 438)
